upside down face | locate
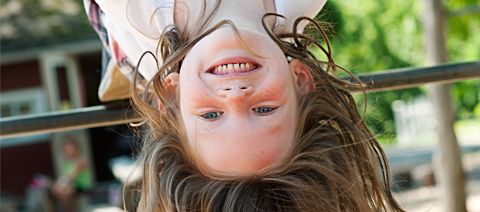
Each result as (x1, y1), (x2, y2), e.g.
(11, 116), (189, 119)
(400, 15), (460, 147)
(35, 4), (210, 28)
(164, 27), (314, 176)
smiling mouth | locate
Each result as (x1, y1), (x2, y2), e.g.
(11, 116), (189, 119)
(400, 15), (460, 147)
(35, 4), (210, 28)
(207, 57), (261, 75)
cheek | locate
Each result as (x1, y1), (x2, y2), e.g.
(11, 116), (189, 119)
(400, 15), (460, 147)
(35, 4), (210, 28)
(178, 75), (213, 108)
(257, 75), (290, 100)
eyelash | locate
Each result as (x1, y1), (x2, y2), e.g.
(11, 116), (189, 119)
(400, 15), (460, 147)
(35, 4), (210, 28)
(199, 107), (277, 120)
(253, 106), (277, 115)
(200, 112), (223, 120)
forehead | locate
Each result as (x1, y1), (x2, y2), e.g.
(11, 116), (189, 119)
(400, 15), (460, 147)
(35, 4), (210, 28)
(189, 111), (298, 176)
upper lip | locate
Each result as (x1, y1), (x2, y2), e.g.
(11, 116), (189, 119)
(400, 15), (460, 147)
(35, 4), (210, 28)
(206, 57), (261, 75)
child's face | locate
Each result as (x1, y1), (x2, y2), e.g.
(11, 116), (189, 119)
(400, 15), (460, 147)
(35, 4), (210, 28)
(167, 27), (312, 176)
(63, 141), (79, 160)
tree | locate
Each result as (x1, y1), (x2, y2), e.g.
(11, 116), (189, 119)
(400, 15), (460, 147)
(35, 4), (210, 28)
(316, 0), (480, 144)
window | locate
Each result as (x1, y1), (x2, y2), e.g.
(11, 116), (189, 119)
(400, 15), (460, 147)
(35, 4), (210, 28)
(0, 88), (49, 147)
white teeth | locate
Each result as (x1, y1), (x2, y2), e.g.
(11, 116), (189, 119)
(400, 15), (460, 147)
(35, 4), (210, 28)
(212, 63), (256, 74)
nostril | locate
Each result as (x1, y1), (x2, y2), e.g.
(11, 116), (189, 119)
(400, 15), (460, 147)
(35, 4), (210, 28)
(218, 86), (252, 96)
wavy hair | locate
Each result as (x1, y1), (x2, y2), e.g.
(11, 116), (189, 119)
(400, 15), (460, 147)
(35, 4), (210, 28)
(129, 1), (404, 211)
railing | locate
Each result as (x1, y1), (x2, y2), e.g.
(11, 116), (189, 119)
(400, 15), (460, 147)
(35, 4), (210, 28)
(1, 61), (479, 139)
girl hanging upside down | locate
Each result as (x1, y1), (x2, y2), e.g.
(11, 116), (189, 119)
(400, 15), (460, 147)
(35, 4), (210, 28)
(85, 0), (405, 211)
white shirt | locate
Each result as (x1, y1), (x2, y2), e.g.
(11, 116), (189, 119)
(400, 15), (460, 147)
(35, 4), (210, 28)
(93, 0), (327, 80)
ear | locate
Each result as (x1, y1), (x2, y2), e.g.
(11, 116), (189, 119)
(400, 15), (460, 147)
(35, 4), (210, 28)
(157, 72), (179, 112)
(290, 59), (316, 94)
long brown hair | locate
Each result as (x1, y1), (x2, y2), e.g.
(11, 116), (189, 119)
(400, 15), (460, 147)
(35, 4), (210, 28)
(129, 1), (404, 211)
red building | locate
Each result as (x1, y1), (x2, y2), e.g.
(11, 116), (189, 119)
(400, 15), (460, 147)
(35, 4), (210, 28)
(0, 0), (136, 204)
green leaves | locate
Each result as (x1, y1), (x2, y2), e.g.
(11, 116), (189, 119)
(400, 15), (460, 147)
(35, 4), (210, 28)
(0, 0), (96, 52)
(314, 0), (480, 144)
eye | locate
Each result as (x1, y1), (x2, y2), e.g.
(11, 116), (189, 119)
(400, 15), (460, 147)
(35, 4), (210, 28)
(200, 111), (223, 120)
(253, 107), (277, 115)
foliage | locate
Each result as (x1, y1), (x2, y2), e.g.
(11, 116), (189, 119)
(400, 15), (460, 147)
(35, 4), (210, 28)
(0, 0), (96, 52)
(315, 0), (480, 144)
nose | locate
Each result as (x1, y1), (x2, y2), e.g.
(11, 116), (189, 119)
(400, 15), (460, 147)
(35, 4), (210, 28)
(217, 85), (253, 100)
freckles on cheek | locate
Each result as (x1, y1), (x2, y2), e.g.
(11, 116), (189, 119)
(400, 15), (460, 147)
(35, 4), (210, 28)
(180, 83), (213, 106)
(258, 83), (286, 100)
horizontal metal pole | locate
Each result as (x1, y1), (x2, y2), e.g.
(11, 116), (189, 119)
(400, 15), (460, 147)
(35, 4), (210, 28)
(1, 62), (479, 139)
(0, 101), (142, 139)
(449, 5), (480, 17)
(348, 61), (480, 92)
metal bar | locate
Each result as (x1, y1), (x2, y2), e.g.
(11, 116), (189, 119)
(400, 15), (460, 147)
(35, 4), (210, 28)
(449, 5), (480, 17)
(1, 62), (479, 139)
(0, 101), (142, 139)
(348, 61), (480, 92)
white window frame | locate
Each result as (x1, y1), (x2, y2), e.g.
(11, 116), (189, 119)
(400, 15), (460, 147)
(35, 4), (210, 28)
(0, 88), (50, 148)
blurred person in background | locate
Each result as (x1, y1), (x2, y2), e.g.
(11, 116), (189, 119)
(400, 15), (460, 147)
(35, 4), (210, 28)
(51, 136), (92, 212)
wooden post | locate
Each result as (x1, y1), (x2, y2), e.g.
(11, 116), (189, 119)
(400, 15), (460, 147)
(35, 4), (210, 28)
(423, 0), (467, 211)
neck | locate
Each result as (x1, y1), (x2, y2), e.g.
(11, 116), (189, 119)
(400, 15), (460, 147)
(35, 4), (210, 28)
(209, 0), (276, 33)
(175, 0), (276, 35)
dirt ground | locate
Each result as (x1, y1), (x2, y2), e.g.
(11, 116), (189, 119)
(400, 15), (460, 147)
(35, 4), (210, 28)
(394, 180), (480, 212)
(394, 152), (480, 212)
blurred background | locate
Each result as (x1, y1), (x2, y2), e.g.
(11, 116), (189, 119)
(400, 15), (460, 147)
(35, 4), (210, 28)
(0, 0), (479, 211)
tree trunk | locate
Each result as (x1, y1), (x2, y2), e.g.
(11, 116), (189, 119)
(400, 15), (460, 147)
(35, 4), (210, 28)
(423, 0), (467, 211)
